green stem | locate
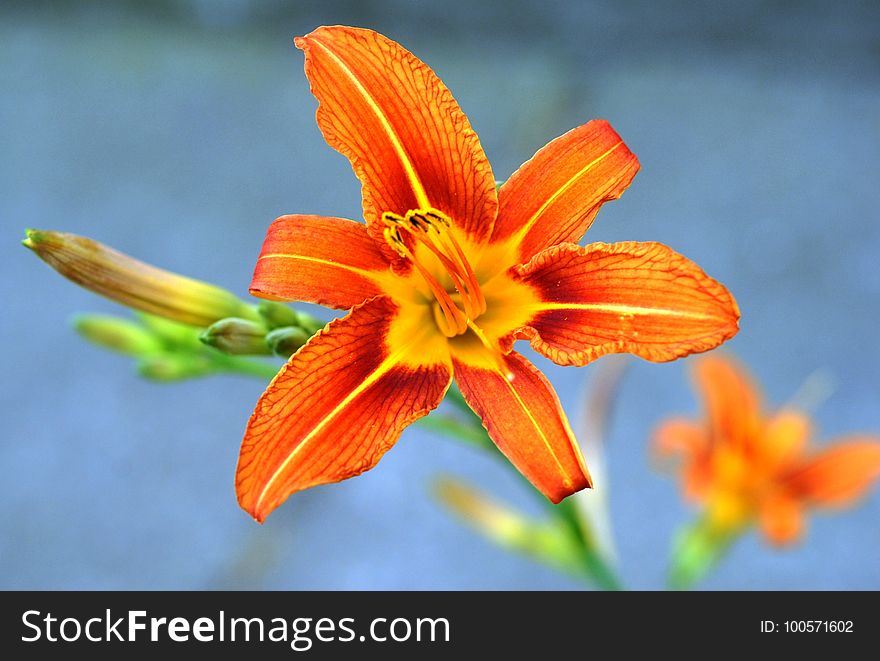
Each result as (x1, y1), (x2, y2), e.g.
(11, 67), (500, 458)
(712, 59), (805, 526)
(551, 498), (623, 591)
(418, 414), (492, 449)
(444, 385), (473, 416)
(666, 517), (740, 591)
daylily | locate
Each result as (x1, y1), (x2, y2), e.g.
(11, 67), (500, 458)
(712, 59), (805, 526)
(654, 355), (880, 545)
(238, 25), (739, 522)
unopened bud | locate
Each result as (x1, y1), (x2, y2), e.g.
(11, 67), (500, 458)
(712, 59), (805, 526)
(73, 314), (162, 356)
(257, 301), (323, 334)
(265, 326), (311, 358)
(136, 354), (213, 381)
(24, 229), (258, 327)
(295, 311), (325, 335)
(136, 313), (202, 349)
(256, 301), (301, 329)
(200, 318), (271, 355)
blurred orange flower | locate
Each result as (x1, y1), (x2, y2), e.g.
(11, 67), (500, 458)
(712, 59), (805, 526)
(655, 355), (880, 545)
(237, 26), (740, 522)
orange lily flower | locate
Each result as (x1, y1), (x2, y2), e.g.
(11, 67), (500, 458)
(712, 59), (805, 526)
(655, 355), (880, 545)
(237, 26), (740, 522)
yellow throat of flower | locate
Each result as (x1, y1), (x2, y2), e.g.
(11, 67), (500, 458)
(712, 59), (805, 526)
(383, 208), (486, 338)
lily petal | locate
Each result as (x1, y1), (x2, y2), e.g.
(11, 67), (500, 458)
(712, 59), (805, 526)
(511, 242), (739, 366)
(452, 351), (591, 503)
(761, 410), (812, 470)
(758, 493), (805, 546)
(693, 355), (762, 451)
(493, 120), (639, 264)
(236, 296), (452, 522)
(250, 215), (391, 309)
(783, 439), (880, 507)
(654, 418), (708, 460)
(654, 418), (713, 500)
(296, 26), (498, 249)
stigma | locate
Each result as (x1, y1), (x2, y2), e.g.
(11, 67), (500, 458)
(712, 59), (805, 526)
(383, 208), (486, 337)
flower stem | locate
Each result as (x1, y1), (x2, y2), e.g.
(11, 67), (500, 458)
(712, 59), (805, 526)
(666, 517), (739, 590)
(551, 497), (623, 591)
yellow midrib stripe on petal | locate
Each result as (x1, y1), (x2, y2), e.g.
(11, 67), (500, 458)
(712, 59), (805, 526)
(258, 253), (382, 279)
(311, 37), (431, 210)
(494, 365), (573, 490)
(255, 354), (394, 514)
(525, 302), (721, 320)
(258, 253), (404, 298)
(513, 141), (624, 243)
(253, 336), (450, 515)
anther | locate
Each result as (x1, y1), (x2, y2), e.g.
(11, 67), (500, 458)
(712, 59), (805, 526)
(382, 208), (486, 337)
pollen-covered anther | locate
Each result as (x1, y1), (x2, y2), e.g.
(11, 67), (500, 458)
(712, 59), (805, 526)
(382, 208), (486, 337)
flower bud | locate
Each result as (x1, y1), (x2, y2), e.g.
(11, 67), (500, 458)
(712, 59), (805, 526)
(265, 326), (311, 358)
(295, 311), (325, 335)
(136, 313), (202, 349)
(200, 318), (272, 355)
(23, 229), (258, 327)
(73, 314), (162, 356)
(257, 301), (323, 334)
(136, 354), (213, 381)
(256, 301), (301, 329)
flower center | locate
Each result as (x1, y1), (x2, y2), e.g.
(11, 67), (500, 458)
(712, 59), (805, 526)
(382, 208), (486, 338)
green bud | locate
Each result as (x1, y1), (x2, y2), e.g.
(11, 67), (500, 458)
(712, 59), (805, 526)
(135, 312), (203, 350)
(199, 317), (272, 355)
(23, 228), (259, 326)
(136, 354), (214, 381)
(295, 311), (325, 335)
(265, 326), (311, 358)
(256, 301), (301, 329)
(256, 301), (324, 334)
(73, 314), (162, 356)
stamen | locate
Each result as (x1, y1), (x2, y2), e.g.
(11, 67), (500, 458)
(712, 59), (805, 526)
(425, 211), (486, 316)
(382, 208), (486, 336)
(384, 225), (467, 337)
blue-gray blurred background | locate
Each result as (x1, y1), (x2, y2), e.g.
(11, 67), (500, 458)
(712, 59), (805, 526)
(3, 0), (878, 589)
